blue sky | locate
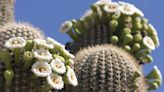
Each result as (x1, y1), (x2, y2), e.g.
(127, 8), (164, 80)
(15, 0), (164, 91)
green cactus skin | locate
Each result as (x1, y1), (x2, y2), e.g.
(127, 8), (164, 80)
(0, 0), (15, 25)
(0, 22), (45, 50)
(2, 64), (42, 92)
(64, 45), (147, 92)
(63, 1), (160, 65)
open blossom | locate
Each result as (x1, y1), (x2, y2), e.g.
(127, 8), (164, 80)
(46, 37), (65, 49)
(47, 74), (64, 90)
(60, 21), (73, 33)
(33, 49), (52, 61)
(34, 39), (54, 49)
(66, 66), (78, 86)
(50, 58), (66, 74)
(118, 1), (135, 15)
(94, 0), (110, 5)
(143, 36), (155, 50)
(31, 62), (52, 77)
(119, 1), (144, 16)
(104, 2), (120, 13)
(5, 37), (26, 50)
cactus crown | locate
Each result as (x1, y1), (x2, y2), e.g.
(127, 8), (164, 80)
(0, 22), (45, 50)
(68, 44), (147, 92)
(61, 1), (160, 65)
(0, 37), (78, 92)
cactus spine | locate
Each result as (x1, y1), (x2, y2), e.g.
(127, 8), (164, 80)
(65, 45), (147, 92)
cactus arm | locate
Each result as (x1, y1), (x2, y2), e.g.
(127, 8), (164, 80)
(0, 0), (15, 25)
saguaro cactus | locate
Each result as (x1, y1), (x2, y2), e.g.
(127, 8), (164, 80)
(0, 0), (15, 25)
(61, 1), (160, 65)
(0, 22), (45, 50)
(66, 45), (146, 92)
(61, 0), (162, 92)
(64, 45), (162, 92)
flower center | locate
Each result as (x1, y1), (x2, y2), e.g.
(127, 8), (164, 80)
(12, 40), (20, 45)
(39, 52), (46, 56)
(147, 40), (153, 46)
(124, 6), (131, 12)
(70, 73), (74, 80)
(55, 63), (62, 69)
(52, 77), (60, 84)
(109, 5), (116, 10)
(38, 66), (47, 72)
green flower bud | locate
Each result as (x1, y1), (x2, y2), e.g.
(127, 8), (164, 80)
(52, 54), (65, 62)
(74, 28), (82, 36)
(111, 35), (118, 44)
(146, 66), (162, 84)
(147, 24), (157, 36)
(111, 13), (121, 20)
(124, 16), (132, 23)
(132, 71), (142, 81)
(133, 83), (139, 89)
(4, 69), (14, 87)
(131, 43), (141, 52)
(133, 34), (142, 42)
(134, 17), (142, 23)
(142, 23), (149, 30)
(91, 4), (98, 12)
(142, 18), (148, 24)
(24, 40), (34, 51)
(151, 35), (160, 47)
(122, 28), (131, 35)
(135, 49), (152, 58)
(23, 51), (33, 70)
(110, 20), (118, 33)
(134, 22), (142, 29)
(140, 55), (153, 63)
(122, 34), (133, 46)
(124, 45), (131, 52)
(147, 82), (158, 91)
(0, 50), (12, 69)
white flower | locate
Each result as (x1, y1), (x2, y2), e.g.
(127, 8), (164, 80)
(31, 62), (52, 77)
(60, 21), (73, 33)
(94, 0), (110, 5)
(104, 2), (120, 13)
(5, 37), (26, 50)
(118, 1), (135, 15)
(33, 49), (52, 61)
(47, 37), (65, 49)
(34, 39), (54, 49)
(64, 50), (75, 59)
(50, 58), (66, 74)
(66, 66), (78, 86)
(143, 36), (155, 50)
(47, 74), (64, 90)
(119, 1), (144, 16)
